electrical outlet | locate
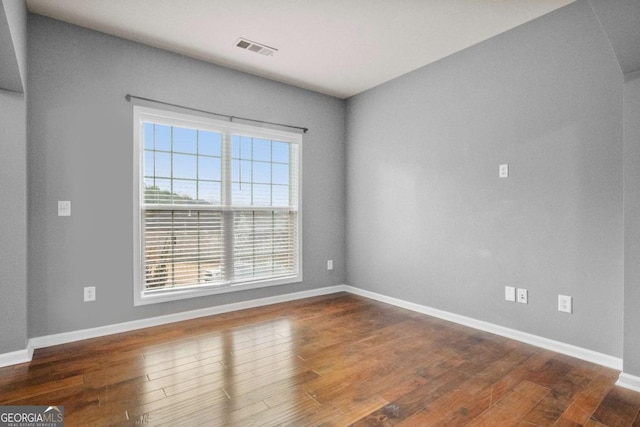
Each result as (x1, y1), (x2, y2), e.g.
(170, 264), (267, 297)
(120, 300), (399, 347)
(558, 295), (572, 314)
(84, 286), (96, 302)
(517, 288), (528, 304)
(499, 164), (509, 178)
(58, 200), (71, 216)
(505, 286), (516, 302)
(327, 260), (333, 270)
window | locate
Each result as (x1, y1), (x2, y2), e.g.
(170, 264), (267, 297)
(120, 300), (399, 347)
(133, 106), (302, 305)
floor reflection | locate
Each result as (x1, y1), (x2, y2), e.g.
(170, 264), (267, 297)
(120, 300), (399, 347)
(136, 317), (300, 424)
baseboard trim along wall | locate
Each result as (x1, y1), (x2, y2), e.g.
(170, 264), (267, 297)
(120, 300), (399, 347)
(27, 285), (346, 353)
(341, 286), (624, 372)
(0, 285), (344, 369)
(616, 373), (640, 393)
(0, 347), (33, 369)
(0, 283), (629, 392)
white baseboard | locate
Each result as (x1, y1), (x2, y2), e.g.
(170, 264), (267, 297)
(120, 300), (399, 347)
(343, 285), (623, 371)
(28, 285), (346, 350)
(0, 347), (32, 369)
(617, 373), (640, 393)
(0, 284), (626, 375)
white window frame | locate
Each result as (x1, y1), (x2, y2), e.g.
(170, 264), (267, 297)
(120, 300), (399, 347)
(133, 106), (302, 306)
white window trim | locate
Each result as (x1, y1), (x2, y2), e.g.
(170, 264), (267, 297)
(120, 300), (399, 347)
(133, 106), (303, 306)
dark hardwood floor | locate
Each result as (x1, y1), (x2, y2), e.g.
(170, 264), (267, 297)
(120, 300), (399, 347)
(1, 292), (639, 426)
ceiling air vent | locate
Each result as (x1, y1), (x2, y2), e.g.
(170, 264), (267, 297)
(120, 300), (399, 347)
(235, 38), (277, 57)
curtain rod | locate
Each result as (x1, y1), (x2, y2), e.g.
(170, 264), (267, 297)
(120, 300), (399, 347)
(125, 94), (309, 133)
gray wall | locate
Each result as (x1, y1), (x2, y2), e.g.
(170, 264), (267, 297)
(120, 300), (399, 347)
(0, 0), (26, 92)
(346, 1), (624, 356)
(2, 0), (26, 89)
(587, 0), (640, 75)
(624, 71), (640, 375)
(0, 90), (27, 353)
(27, 15), (346, 337)
(0, 0), (27, 354)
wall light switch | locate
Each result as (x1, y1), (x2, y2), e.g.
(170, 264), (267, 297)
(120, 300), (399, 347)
(505, 286), (516, 302)
(499, 164), (509, 178)
(58, 201), (71, 216)
(327, 260), (333, 271)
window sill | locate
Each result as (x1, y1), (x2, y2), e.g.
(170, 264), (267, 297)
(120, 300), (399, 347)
(134, 274), (302, 306)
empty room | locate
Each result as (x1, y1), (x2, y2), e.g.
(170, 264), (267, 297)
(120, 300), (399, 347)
(2, 0), (640, 425)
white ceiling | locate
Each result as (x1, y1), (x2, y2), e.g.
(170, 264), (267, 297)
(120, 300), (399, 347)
(25, 0), (575, 99)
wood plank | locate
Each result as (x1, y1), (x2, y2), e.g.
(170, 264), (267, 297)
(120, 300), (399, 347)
(591, 386), (640, 426)
(0, 374), (84, 404)
(522, 362), (595, 425)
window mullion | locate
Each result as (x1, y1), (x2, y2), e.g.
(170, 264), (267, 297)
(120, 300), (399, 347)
(196, 131), (201, 283)
(221, 133), (234, 282)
